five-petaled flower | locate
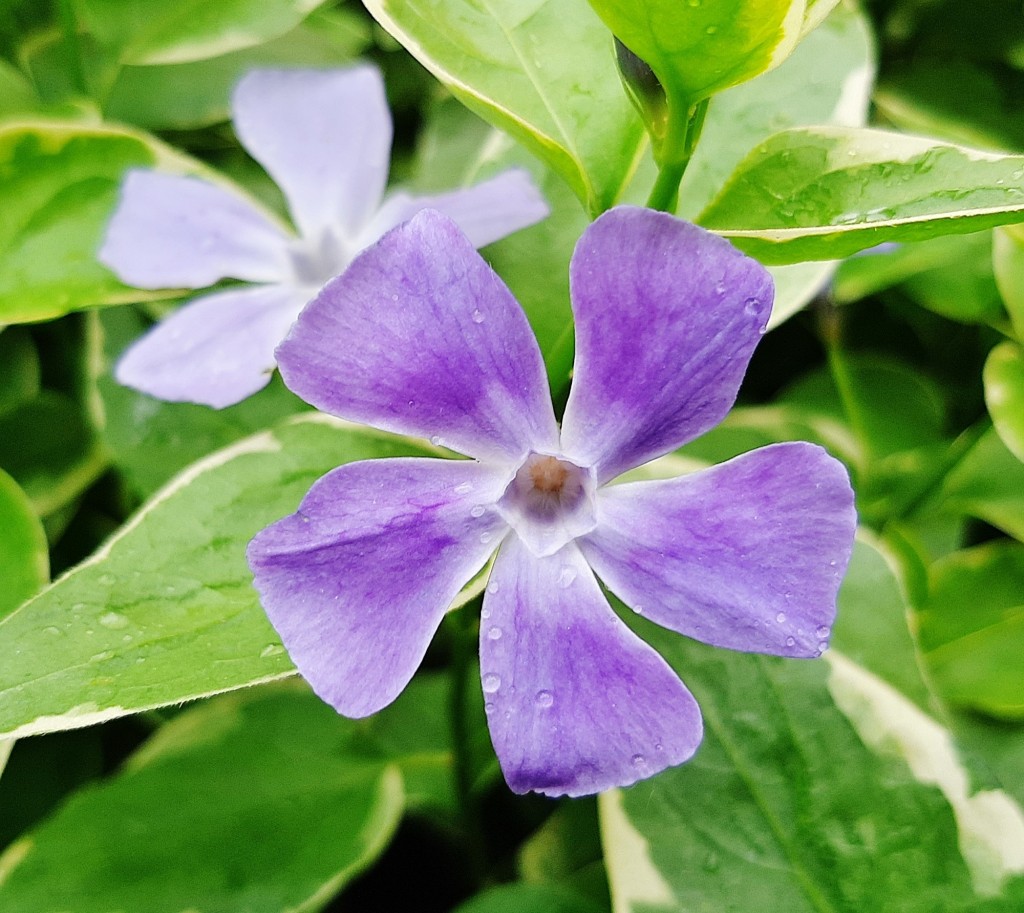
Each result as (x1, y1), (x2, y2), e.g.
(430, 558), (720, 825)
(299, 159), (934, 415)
(247, 206), (857, 797)
(100, 66), (548, 409)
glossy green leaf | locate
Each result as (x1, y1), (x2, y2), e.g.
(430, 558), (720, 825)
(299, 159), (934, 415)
(0, 469), (48, 620)
(699, 127), (1024, 264)
(102, 8), (370, 131)
(993, 224), (1024, 339)
(587, 0), (805, 109)
(75, 0), (329, 65)
(985, 342), (1024, 461)
(0, 121), (194, 323)
(362, 0), (645, 215)
(0, 416), (489, 740)
(0, 683), (404, 912)
(601, 539), (1024, 910)
(0, 391), (106, 518)
(940, 428), (1024, 542)
(917, 542), (1024, 721)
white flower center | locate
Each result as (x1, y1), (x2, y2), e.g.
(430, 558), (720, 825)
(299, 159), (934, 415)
(287, 228), (351, 289)
(497, 452), (597, 558)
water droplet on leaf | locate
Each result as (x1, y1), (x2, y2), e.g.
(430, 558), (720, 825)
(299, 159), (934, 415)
(99, 612), (129, 630)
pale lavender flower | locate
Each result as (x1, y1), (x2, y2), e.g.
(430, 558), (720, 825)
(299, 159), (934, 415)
(99, 66), (548, 409)
(247, 206), (857, 797)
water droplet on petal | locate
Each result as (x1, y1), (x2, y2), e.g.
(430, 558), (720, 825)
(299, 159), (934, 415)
(535, 690), (554, 707)
(99, 612), (129, 630)
(786, 636), (796, 647)
(776, 612), (787, 624)
(471, 308), (484, 324)
(631, 753), (646, 769)
(486, 582), (500, 596)
(816, 625), (831, 639)
(483, 673), (501, 693)
(455, 482), (473, 495)
(429, 435), (442, 446)
(487, 626), (502, 641)
(481, 606), (492, 619)
(744, 297), (760, 317)
(557, 566), (577, 588)
(484, 701), (495, 715)
(470, 505), (486, 518)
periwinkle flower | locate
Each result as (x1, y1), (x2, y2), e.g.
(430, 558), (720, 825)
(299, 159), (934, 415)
(100, 66), (548, 409)
(247, 206), (857, 797)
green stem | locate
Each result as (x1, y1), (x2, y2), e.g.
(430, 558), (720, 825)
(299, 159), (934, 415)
(645, 98), (710, 213)
(449, 602), (487, 886)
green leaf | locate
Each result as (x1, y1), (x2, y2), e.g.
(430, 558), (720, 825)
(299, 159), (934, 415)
(0, 683), (404, 912)
(985, 342), (1024, 461)
(361, 0), (646, 215)
(917, 542), (1024, 721)
(0, 61), (40, 117)
(699, 127), (1024, 264)
(75, 0), (329, 66)
(101, 8), (371, 131)
(993, 224), (1024, 340)
(0, 121), (194, 324)
(587, 0), (806, 109)
(0, 416), (487, 740)
(601, 539), (1024, 910)
(940, 428), (1024, 542)
(0, 391), (107, 518)
(0, 469), (48, 620)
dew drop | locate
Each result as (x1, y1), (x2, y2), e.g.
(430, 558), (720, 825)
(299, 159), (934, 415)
(470, 505), (486, 518)
(705, 25), (718, 34)
(486, 582), (500, 596)
(631, 753), (646, 769)
(99, 612), (129, 630)
(90, 650), (114, 663)
(480, 531), (493, 544)
(786, 636), (796, 647)
(471, 308), (485, 324)
(43, 625), (62, 637)
(429, 435), (442, 446)
(535, 690), (554, 708)
(816, 625), (831, 639)
(455, 482), (473, 495)
(122, 634), (133, 643)
(557, 566), (578, 588)
(481, 606), (492, 619)
(744, 297), (761, 317)
(483, 673), (501, 693)
(98, 573), (116, 586)
(776, 612), (787, 624)
(260, 643), (286, 658)
(484, 701), (495, 715)
(487, 626), (502, 641)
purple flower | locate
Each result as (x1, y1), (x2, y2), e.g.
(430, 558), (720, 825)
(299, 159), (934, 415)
(247, 206), (857, 797)
(99, 66), (548, 409)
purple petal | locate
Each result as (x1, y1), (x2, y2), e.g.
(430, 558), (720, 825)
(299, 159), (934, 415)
(359, 169), (549, 250)
(579, 443), (857, 657)
(276, 210), (559, 463)
(99, 170), (291, 289)
(116, 284), (307, 408)
(560, 207), (774, 483)
(480, 539), (703, 797)
(232, 67), (391, 240)
(248, 458), (509, 718)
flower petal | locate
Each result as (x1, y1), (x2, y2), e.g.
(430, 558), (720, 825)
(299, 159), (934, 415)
(232, 66), (391, 240)
(276, 209), (559, 463)
(248, 458), (509, 718)
(99, 170), (291, 288)
(580, 443), (857, 657)
(116, 284), (307, 408)
(359, 169), (549, 250)
(560, 207), (774, 483)
(480, 539), (703, 797)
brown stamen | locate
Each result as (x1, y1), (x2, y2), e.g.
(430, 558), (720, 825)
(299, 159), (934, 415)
(529, 456), (570, 494)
